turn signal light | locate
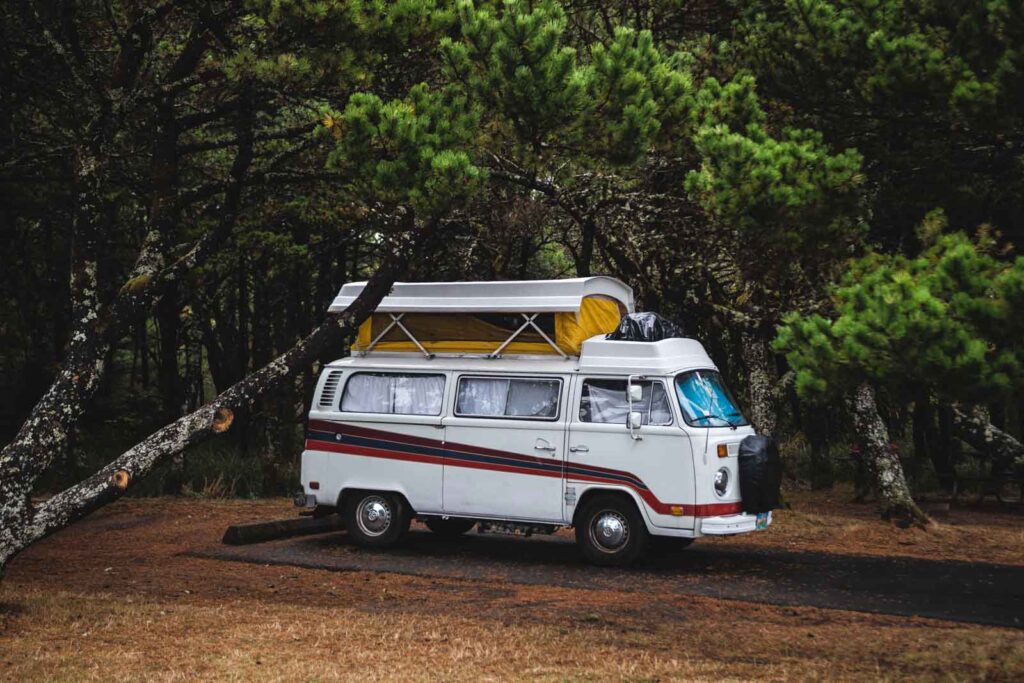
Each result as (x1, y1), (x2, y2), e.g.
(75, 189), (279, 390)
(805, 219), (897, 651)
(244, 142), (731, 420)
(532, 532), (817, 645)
(717, 444), (728, 458)
(309, 481), (320, 490)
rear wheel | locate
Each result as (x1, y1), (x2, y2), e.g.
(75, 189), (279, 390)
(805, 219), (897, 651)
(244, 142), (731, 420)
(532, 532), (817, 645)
(575, 494), (648, 566)
(343, 491), (411, 548)
(424, 517), (477, 539)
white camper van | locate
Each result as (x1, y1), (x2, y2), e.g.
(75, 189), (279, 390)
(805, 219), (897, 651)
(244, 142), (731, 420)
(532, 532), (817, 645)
(297, 277), (779, 566)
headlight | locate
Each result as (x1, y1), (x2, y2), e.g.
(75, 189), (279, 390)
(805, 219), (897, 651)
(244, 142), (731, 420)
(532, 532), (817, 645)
(714, 467), (729, 496)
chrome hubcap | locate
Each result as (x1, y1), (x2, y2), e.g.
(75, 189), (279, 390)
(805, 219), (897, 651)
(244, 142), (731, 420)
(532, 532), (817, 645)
(356, 496), (392, 537)
(591, 511), (628, 552)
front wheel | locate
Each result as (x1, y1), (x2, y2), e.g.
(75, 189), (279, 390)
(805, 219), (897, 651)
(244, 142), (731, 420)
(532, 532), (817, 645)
(343, 491), (411, 548)
(575, 494), (648, 566)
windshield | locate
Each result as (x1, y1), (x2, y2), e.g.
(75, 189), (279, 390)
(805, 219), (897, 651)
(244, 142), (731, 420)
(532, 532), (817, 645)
(675, 370), (749, 428)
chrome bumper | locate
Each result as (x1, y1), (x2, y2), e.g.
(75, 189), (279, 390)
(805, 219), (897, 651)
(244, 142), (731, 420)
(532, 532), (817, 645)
(700, 511), (772, 535)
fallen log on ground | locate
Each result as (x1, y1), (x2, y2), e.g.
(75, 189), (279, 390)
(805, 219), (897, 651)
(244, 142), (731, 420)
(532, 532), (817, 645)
(222, 514), (344, 545)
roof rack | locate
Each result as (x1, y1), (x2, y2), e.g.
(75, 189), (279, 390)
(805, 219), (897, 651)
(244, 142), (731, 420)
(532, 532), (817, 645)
(329, 277), (634, 360)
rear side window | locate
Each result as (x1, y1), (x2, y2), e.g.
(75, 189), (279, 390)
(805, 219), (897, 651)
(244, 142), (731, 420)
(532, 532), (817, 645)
(455, 376), (561, 420)
(340, 372), (445, 415)
(579, 379), (673, 425)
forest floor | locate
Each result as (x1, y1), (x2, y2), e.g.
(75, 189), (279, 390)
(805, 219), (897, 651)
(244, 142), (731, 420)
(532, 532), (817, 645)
(1, 488), (1023, 681)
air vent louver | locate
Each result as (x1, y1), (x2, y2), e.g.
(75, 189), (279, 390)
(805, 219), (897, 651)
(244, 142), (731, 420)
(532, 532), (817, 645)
(318, 370), (343, 408)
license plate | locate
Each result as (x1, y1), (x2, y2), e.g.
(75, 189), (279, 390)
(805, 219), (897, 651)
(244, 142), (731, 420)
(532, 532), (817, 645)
(755, 512), (769, 530)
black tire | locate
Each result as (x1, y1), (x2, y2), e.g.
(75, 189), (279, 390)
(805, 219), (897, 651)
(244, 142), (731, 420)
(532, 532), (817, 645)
(343, 491), (411, 548)
(424, 517), (477, 539)
(575, 494), (649, 566)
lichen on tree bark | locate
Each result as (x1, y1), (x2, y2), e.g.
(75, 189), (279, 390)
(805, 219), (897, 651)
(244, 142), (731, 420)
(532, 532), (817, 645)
(950, 404), (1024, 469)
(0, 227), (425, 577)
(848, 383), (930, 528)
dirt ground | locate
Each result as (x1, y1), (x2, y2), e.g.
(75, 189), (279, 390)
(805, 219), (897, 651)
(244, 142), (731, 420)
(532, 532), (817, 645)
(1, 489), (1022, 681)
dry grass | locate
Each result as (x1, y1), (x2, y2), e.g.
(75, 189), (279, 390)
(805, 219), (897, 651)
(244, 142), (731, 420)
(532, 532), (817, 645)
(4, 584), (1022, 682)
(1, 491), (1022, 681)
(706, 486), (1024, 566)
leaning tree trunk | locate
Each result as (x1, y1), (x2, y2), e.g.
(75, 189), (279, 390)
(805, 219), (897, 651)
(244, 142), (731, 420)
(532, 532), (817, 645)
(740, 332), (777, 436)
(0, 98), (255, 546)
(0, 227), (423, 577)
(849, 382), (930, 527)
(950, 404), (1024, 469)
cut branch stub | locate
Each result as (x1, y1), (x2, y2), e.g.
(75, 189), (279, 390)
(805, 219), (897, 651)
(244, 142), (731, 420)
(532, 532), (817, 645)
(111, 470), (130, 491)
(212, 407), (234, 433)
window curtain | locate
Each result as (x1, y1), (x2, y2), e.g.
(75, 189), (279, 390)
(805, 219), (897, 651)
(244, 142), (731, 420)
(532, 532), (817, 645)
(456, 378), (560, 418)
(392, 375), (445, 415)
(582, 381), (673, 425)
(340, 373), (393, 413)
(456, 378), (509, 416)
(582, 383), (631, 424)
(341, 373), (444, 415)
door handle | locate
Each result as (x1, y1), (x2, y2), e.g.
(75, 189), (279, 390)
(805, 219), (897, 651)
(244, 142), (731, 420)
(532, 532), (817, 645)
(534, 439), (556, 452)
(569, 445), (589, 453)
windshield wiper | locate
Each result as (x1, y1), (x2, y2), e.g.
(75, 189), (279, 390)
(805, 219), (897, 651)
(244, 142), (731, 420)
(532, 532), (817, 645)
(691, 414), (739, 429)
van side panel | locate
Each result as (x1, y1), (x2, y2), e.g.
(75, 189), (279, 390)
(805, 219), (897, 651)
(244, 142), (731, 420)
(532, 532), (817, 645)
(564, 375), (698, 531)
(302, 366), (451, 514)
(303, 415), (445, 513)
(440, 373), (570, 523)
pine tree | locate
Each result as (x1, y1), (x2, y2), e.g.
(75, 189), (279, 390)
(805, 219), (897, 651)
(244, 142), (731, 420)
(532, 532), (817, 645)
(775, 212), (1024, 522)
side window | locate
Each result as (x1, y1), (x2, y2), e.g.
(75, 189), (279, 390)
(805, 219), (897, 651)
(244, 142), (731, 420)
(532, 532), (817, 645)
(340, 372), (445, 416)
(579, 379), (673, 426)
(455, 376), (561, 420)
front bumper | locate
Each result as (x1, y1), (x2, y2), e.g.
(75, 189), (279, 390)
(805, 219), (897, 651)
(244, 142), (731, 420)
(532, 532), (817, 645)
(699, 511), (772, 535)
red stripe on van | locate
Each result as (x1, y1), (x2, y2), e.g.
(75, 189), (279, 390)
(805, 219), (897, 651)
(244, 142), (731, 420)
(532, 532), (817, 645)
(310, 420), (646, 487)
(305, 422), (744, 519)
(306, 439), (446, 467)
(306, 437), (564, 480)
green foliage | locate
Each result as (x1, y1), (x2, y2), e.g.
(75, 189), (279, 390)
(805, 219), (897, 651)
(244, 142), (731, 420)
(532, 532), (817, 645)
(775, 213), (1024, 402)
(737, 0), (1024, 119)
(326, 84), (482, 215)
(440, 1), (697, 165)
(685, 113), (864, 248)
(733, 1), (1024, 246)
(580, 27), (697, 163)
(441, 0), (587, 147)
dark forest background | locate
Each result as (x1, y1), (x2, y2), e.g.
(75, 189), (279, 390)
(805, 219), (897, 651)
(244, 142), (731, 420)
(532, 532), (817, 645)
(2, 0), (1022, 520)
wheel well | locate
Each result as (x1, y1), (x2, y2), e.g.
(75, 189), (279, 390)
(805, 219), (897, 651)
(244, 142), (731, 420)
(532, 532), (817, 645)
(572, 488), (641, 528)
(338, 488), (414, 515)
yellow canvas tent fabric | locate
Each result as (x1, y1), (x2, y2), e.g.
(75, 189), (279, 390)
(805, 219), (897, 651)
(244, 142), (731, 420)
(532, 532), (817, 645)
(353, 296), (623, 356)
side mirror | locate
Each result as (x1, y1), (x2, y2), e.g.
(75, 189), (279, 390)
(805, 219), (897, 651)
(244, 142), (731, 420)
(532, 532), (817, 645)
(628, 411), (643, 430)
(628, 384), (643, 402)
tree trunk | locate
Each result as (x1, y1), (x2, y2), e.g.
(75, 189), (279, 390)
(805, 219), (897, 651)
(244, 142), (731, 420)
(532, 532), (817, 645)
(156, 283), (184, 421)
(0, 90), (256, 555)
(933, 404), (957, 491)
(0, 227), (424, 577)
(740, 332), (777, 436)
(950, 404), (1024, 469)
(576, 216), (596, 277)
(849, 382), (930, 527)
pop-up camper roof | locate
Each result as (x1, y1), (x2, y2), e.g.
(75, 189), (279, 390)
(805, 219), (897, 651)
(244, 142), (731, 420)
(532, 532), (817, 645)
(328, 277), (634, 315)
(329, 277), (634, 359)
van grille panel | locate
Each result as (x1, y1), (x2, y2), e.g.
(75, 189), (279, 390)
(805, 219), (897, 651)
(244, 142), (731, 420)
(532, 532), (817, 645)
(318, 370), (342, 408)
